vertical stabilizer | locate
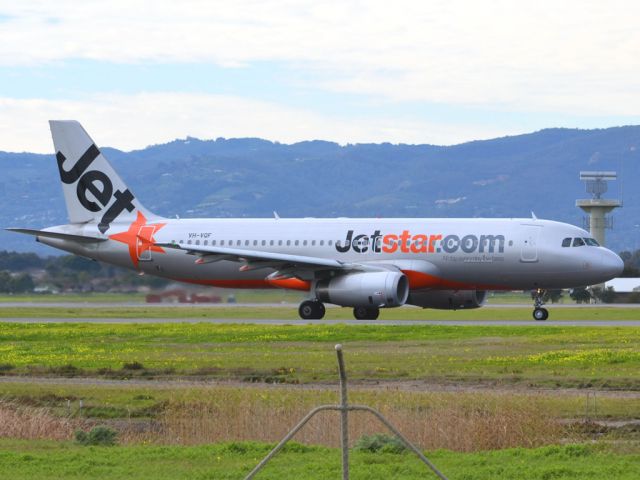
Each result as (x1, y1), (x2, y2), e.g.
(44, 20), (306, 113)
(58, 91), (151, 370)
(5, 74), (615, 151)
(49, 120), (155, 233)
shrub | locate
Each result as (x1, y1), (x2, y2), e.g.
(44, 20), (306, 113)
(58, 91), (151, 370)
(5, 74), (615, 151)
(75, 425), (118, 446)
(122, 361), (145, 371)
(50, 364), (81, 377)
(0, 364), (15, 373)
(354, 433), (407, 454)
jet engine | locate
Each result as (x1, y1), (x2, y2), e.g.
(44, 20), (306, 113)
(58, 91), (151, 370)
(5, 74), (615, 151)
(407, 290), (487, 310)
(315, 271), (409, 307)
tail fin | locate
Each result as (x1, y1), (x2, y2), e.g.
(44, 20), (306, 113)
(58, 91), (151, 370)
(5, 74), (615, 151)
(50, 120), (155, 233)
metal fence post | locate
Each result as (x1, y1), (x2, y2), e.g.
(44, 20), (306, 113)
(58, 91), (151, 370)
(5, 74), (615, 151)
(336, 344), (349, 480)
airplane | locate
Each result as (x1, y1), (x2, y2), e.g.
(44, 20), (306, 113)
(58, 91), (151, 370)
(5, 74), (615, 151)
(8, 121), (624, 321)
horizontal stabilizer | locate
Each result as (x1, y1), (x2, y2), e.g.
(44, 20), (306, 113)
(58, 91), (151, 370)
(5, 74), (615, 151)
(6, 228), (107, 243)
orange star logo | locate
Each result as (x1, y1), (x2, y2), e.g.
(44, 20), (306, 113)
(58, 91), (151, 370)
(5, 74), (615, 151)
(108, 211), (166, 268)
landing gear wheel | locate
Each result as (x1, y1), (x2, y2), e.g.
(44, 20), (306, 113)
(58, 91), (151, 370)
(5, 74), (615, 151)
(298, 300), (325, 320)
(533, 307), (549, 321)
(531, 289), (549, 321)
(353, 306), (380, 320)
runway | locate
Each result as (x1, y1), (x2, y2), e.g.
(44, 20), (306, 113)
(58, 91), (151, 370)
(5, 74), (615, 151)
(1, 317), (639, 326)
(1, 302), (639, 308)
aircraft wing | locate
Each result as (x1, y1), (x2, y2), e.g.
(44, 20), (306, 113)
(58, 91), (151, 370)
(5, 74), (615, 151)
(156, 242), (387, 273)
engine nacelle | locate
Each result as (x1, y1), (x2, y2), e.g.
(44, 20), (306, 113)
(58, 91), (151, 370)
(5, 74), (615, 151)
(407, 290), (487, 310)
(316, 272), (409, 307)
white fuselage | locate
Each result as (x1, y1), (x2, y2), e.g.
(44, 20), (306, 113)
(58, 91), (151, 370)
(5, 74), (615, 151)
(40, 216), (623, 291)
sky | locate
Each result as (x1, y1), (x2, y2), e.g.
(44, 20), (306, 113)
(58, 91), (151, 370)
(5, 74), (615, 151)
(1, 0), (640, 153)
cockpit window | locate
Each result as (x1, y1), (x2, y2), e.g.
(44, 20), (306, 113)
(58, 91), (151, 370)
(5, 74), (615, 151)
(561, 238), (571, 247)
(572, 237), (585, 247)
(584, 238), (599, 246)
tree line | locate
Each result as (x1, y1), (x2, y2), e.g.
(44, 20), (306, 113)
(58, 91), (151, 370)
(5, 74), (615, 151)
(0, 250), (169, 293)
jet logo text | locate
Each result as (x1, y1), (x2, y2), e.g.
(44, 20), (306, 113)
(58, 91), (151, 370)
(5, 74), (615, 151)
(56, 144), (135, 233)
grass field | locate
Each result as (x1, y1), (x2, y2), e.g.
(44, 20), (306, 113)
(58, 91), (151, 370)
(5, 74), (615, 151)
(0, 322), (638, 388)
(2, 381), (637, 421)
(0, 440), (637, 480)
(1, 380), (637, 450)
(0, 307), (638, 478)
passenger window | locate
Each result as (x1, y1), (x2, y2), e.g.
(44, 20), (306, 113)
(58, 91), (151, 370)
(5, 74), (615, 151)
(262, 240), (266, 246)
(295, 240), (299, 246)
(269, 240), (274, 246)
(196, 240), (200, 245)
(187, 240), (192, 245)
(253, 240), (257, 246)
(561, 238), (571, 247)
(573, 238), (585, 247)
(303, 240), (307, 246)
(278, 240), (283, 246)
(311, 240), (316, 246)
(328, 240), (333, 246)
(179, 240), (184, 244)
(212, 240), (216, 246)
(320, 240), (324, 246)
(286, 240), (291, 246)
(220, 240), (224, 246)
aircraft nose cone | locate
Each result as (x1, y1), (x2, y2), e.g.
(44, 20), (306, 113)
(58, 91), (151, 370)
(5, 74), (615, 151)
(600, 249), (624, 279)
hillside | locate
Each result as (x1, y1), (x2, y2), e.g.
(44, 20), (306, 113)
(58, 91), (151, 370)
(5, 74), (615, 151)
(1, 126), (638, 253)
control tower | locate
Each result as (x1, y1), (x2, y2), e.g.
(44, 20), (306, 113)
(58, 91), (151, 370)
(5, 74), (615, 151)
(576, 171), (622, 247)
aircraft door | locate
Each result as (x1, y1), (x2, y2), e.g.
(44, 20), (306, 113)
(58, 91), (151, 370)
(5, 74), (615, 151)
(520, 225), (541, 263)
(136, 225), (156, 262)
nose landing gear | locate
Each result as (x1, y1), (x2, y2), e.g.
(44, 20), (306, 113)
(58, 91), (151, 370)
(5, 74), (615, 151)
(532, 289), (549, 321)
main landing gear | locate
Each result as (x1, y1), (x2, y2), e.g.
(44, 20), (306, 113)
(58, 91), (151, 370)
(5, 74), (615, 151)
(353, 306), (380, 320)
(298, 300), (326, 320)
(532, 289), (549, 321)
(297, 300), (380, 320)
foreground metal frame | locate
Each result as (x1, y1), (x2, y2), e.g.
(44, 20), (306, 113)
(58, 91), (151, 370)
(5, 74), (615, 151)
(245, 344), (448, 480)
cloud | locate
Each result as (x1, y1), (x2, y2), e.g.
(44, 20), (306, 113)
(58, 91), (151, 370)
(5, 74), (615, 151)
(0, 92), (511, 153)
(1, 1), (640, 115)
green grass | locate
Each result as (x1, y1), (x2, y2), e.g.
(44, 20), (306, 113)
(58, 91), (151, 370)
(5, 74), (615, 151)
(0, 440), (637, 479)
(2, 305), (640, 320)
(0, 322), (638, 388)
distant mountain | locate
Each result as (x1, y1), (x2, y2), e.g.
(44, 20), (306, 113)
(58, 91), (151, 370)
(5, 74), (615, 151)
(2, 126), (639, 254)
